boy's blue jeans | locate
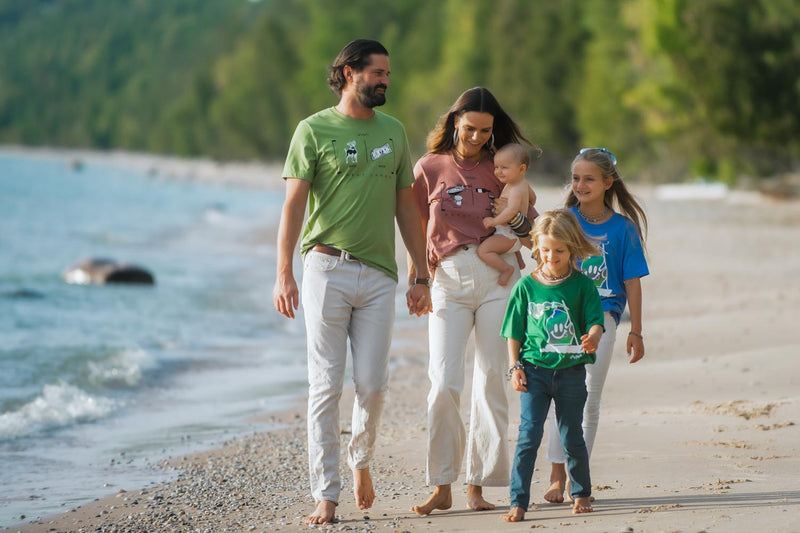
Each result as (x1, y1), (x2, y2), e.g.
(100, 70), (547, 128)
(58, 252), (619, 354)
(510, 362), (591, 510)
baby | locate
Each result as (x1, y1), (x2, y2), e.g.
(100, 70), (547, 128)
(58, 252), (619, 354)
(478, 143), (532, 286)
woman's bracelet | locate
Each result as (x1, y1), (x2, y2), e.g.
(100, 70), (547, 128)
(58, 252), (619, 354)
(628, 331), (643, 339)
(506, 361), (524, 381)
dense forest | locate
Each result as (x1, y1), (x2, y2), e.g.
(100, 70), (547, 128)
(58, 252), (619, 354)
(1, 0), (798, 183)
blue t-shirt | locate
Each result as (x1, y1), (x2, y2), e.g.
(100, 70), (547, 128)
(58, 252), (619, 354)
(568, 207), (649, 324)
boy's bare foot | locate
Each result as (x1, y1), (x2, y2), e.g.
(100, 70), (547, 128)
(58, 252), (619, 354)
(411, 484), (452, 516)
(543, 463), (567, 503)
(502, 506), (526, 522)
(466, 484), (495, 511)
(572, 497), (593, 514)
(352, 467), (375, 510)
(304, 500), (337, 525)
(498, 267), (514, 286)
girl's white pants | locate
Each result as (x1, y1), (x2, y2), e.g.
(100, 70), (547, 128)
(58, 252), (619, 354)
(425, 246), (519, 487)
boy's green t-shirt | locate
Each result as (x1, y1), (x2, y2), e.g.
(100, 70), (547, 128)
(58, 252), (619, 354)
(501, 271), (605, 369)
(282, 107), (414, 281)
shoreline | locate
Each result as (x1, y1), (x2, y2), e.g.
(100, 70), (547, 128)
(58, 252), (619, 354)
(4, 156), (800, 532)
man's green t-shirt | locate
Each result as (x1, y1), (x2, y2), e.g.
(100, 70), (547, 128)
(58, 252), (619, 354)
(501, 271), (605, 369)
(282, 107), (414, 281)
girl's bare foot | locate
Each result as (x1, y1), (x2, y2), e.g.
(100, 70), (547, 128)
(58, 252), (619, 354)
(411, 484), (452, 516)
(304, 500), (337, 525)
(352, 467), (375, 510)
(502, 506), (526, 522)
(466, 484), (495, 511)
(543, 463), (566, 504)
(572, 497), (593, 514)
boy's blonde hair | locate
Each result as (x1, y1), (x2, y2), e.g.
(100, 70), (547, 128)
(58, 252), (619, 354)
(531, 209), (600, 272)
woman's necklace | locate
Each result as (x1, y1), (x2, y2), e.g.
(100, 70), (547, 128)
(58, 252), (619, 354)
(577, 205), (609, 223)
(539, 269), (571, 282)
(451, 151), (482, 171)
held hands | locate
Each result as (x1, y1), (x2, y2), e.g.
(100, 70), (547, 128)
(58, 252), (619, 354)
(482, 216), (496, 229)
(273, 274), (299, 319)
(405, 284), (432, 316)
(627, 332), (645, 363)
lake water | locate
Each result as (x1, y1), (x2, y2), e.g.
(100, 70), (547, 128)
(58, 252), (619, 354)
(0, 153), (311, 526)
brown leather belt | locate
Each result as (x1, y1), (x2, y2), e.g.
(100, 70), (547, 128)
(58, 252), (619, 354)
(311, 243), (356, 261)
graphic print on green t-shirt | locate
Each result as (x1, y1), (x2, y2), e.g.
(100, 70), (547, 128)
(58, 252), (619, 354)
(529, 300), (582, 355)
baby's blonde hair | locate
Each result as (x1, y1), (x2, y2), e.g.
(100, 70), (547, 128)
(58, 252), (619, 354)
(531, 209), (600, 272)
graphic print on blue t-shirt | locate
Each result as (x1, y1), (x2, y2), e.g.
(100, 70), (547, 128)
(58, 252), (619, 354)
(529, 300), (584, 355)
(579, 243), (614, 297)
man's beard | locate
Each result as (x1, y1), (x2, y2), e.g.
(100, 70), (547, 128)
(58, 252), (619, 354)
(356, 80), (387, 108)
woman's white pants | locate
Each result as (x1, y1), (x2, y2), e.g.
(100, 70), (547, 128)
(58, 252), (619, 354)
(425, 246), (519, 487)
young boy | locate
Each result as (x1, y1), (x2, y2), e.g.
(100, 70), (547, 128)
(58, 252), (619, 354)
(478, 143), (532, 286)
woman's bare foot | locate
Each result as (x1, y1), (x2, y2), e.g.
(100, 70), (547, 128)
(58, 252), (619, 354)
(543, 463), (567, 504)
(564, 479), (595, 503)
(352, 467), (375, 510)
(411, 484), (452, 516)
(502, 506), (526, 522)
(304, 500), (337, 525)
(466, 484), (495, 511)
(572, 497), (593, 514)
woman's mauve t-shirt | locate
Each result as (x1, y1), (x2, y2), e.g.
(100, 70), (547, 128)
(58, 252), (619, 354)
(413, 152), (536, 272)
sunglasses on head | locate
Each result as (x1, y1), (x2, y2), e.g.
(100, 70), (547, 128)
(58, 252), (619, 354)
(579, 147), (617, 166)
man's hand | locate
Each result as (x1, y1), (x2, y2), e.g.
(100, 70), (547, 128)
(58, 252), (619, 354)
(273, 274), (299, 319)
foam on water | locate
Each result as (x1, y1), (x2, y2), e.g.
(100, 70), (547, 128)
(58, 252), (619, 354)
(0, 381), (116, 439)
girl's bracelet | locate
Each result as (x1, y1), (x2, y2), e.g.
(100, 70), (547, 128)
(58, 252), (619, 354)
(628, 331), (643, 339)
(506, 361), (524, 381)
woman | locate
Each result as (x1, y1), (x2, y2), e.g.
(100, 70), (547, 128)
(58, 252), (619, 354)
(410, 87), (539, 515)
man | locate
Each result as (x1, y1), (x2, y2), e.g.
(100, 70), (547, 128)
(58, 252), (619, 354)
(273, 39), (431, 525)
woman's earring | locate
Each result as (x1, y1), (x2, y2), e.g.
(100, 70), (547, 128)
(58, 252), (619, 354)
(452, 128), (459, 146)
(486, 133), (495, 151)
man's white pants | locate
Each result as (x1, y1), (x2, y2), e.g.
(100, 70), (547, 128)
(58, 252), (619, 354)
(546, 312), (617, 463)
(426, 246), (518, 487)
(302, 250), (396, 503)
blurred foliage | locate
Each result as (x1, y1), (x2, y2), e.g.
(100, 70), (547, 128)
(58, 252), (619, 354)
(0, 0), (798, 182)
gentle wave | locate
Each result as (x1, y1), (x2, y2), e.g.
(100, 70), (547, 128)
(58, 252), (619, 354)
(87, 348), (155, 388)
(0, 381), (116, 439)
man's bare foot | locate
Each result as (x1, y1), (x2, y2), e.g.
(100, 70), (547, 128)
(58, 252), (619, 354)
(411, 484), (452, 516)
(304, 500), (336, 525)
(466, 484), (495, 511)
(572, 496), (593, 514)
(498, 267), (514, 286)
(543, 463), (567, 504)
(352, 467), (375, 510)
(502, 506), (526, 522)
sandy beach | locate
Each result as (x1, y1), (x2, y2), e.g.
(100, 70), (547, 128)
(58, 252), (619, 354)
(4, 158), (800, 532)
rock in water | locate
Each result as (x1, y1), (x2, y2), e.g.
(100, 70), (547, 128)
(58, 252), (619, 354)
(62, 258), (155, 285)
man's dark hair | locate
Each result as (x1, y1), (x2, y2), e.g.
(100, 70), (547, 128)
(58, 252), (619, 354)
(327, 39), (389, 96)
